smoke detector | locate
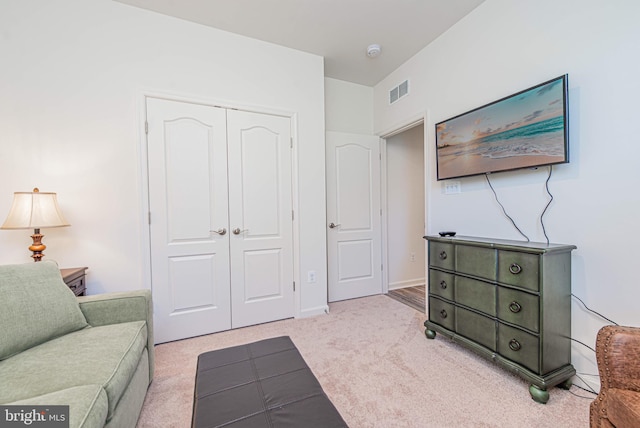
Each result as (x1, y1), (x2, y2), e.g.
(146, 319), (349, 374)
(367, 44), (381, 58)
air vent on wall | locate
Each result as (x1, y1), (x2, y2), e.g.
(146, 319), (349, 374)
(389, 79), (409, 104)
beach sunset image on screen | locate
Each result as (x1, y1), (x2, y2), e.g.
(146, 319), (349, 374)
(436, 76), (568, 180)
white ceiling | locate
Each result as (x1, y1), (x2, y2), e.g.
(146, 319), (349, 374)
(115, 0), (485, 86)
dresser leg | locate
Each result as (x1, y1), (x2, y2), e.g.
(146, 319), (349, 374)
(558, 378), (573, 390)
(529, 385), (550, 404)
(425, 329), (436, 339)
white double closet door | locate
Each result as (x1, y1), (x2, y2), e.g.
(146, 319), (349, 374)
(146, 98), (294, 343)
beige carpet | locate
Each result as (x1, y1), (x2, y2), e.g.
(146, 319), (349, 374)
(137, 295), (591, 428)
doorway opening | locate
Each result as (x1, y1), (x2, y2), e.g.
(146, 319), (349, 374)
(382, 122), (426, 313)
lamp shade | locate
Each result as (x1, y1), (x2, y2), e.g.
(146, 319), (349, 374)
(1, 188), (70, 230)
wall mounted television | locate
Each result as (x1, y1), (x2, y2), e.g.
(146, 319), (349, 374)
(435, 75), (569, 181)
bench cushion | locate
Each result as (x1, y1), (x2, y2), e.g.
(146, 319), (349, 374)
(0, 261), (88, 360)
(192, 336), (347, 428)
(0, 320), (147, 421)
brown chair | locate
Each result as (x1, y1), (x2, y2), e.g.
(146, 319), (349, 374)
(590, 325), (640, 427)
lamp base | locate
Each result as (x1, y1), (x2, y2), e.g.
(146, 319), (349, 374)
(28, 228), (46, 262)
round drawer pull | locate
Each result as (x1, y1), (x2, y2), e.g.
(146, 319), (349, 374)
(509, 301), (522, 313)
(440, 280), (447, 289)
(439, 251), (447, 260)
(509, 263), (522, 275)
(509, 339), (521, 351)
(440, 309), (448, 319)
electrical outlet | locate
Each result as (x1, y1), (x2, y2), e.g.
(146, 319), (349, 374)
(307, 270), (317, 283)
(444, 180), (461, 194)
(410, 252), (416, 262)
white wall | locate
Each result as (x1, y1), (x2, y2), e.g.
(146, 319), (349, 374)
(374, 0), (640, 391)
(0, 0), (328, 316)
(325, 78), (374, 134)
(386, 125), (426, 289)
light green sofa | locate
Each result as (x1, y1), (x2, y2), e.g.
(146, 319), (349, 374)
(0, 261), (154, 428)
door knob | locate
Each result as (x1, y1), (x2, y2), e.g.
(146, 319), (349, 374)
(328, 222), (341, 229)
(210, 228), (227, 235)
(232, 228), (248, 235)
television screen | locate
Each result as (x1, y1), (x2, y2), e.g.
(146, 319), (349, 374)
(435, 75), (569, 181)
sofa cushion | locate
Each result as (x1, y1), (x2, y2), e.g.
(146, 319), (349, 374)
(607, 389), (640, 428)
(0, 320), (147, 420)
(0, 260), (88, 360)
(8, 385), (108, 428)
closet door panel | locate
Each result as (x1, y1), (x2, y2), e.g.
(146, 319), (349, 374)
(227, 110), (294, 328)
(147, 98), (231, 343)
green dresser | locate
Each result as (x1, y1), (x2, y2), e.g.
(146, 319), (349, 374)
(424, 235), (576, 404)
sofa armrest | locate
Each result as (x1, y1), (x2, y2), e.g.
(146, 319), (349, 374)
(595, 325), (640, 392)
(78, 290), (151, 326)
(78, 290), (154, 382)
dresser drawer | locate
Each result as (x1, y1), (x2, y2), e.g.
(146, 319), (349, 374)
(497, 287), (539, 333)
(429, 269), (454, 300)
(429, 242), (454, 271)
(66, 276), (86, 296)
(456, 306), (496, 351)
(455, 276), (496, 316)
(456, 245), (496, 281)
(498, 323), (539, 373)
(429, 297), (455, 331)
(497, 250), (540, 291)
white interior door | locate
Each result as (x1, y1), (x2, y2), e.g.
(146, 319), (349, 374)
(147, 98), (231, 343)
(227, 110), (295, 328)
(326, 131), (382, 302)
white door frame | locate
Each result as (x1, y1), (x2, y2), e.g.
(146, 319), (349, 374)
(136, 89), (302, 325)
(378, 113), (430, 295)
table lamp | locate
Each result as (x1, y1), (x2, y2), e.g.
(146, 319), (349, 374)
(1, 188), (70, 261)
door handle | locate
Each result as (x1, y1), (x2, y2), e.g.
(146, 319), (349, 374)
(232, 228), (248, 235)
(328, 222), (341, 229)
(210, 228), (227, 236)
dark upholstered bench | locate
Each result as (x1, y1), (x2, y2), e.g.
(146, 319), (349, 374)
(192, 336), (348, 428)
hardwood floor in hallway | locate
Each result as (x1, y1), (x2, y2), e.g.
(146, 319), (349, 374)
(387, 285), (425, 313)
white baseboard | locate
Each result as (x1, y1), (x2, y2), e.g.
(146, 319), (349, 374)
(298, 305), (329, 318)
(388, 278), (425, 291)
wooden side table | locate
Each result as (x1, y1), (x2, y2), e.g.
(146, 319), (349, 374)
(60, 267), (88, 296)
